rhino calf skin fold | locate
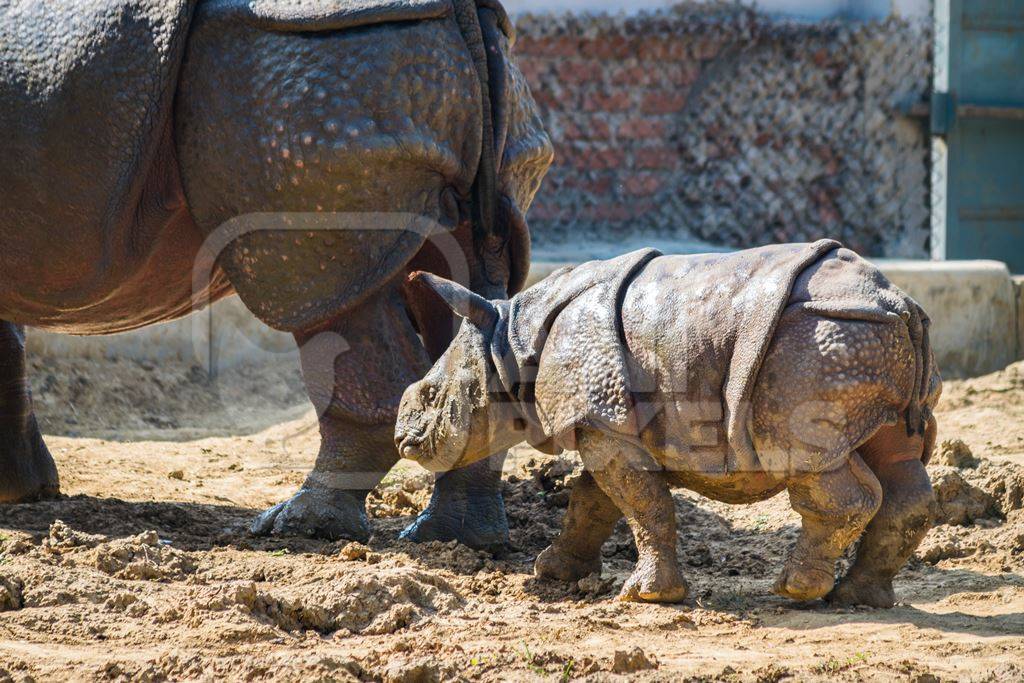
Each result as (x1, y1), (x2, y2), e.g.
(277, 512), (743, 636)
(396, 241), (942, 607)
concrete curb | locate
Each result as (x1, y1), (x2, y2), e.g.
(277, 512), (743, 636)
(27, 258), (1023, 380)
(1015, 276), (1024, 364)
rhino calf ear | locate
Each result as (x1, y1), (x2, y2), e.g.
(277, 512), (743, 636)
(408, 272), (498, 331)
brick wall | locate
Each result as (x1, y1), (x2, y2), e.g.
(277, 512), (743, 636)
(514, 4), (933, 257)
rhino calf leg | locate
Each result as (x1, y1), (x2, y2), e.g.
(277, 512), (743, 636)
(829, 421), (936, 608)
(577, 433), (688, 604)
(776, 453), (882, 602)
(0, 322), (59, 503)
(535, 471), (622, 583)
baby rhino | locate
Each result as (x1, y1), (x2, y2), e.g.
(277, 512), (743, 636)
(396, 240), (941, 607)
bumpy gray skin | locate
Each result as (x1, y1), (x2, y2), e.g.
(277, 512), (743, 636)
(396, 244), (942, 607)
(0, 0), (552, 548)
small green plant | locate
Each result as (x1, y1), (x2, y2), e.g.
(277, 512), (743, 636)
(269, 548), (291, 557)
(812, 652), (869, 675)
(559, 658), (575, 682)
(516, 643), (546, 676)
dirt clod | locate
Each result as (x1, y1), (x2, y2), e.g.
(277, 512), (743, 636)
(938, 439), (978, 468)
(340, 542), (369, 561)
(612, 647), (657, 673)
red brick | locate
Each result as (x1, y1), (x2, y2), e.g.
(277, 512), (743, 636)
(591, 148), (627, 171)
(584, 176), (614, 196)
(665, 62), (702, 87)
(579, 36), (634, 60)
(562, 117), (612, 141)
(524, 37), (578, 59)
(584, 204), (633, 222)
(641, 91), (688, 115)
(582, 89), (633, 112)
(610, 63), (652, 87)
(617, 117), (666, 140)
(555, 59), (604, 86)
(635, 147), (680, 170)
(634, 38), (684, 62)
(622, 173), (663, 197)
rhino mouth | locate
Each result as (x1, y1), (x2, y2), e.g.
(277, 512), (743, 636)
(397, 432), (427, 461)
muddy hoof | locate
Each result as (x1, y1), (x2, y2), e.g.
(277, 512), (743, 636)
(535, 543), (602, 583)
(0, 427), (60, 504)
(827, 575), (896, 608)
(773, 562), (835, 602)
(618, 558), (689, 604)
(251, 487), (370, 542)
(399, 474), (509, 552)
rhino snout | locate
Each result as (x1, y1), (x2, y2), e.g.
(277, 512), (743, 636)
(396, 432), (426, 462)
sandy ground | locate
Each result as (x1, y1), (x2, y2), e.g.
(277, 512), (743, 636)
(0, 356), (1021, 681)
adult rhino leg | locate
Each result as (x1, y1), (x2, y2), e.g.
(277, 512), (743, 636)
(399, 458), (511, 551)
(0, 322), (58, 502)
(775, 454), (882, 601)
(252, 282), (427, 542)
(829, 420), (937, 608)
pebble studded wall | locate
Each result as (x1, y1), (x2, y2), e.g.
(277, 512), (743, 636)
(513, 3), (933, 257)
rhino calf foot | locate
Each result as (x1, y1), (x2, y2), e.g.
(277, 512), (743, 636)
(251, 486), (370, 542)
(534, 542), (602, 583)
(619, 555), (689, 604)
(773, 560), (836, 602)
(827, 574), (896, 608)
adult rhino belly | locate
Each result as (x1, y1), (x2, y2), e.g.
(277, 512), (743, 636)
(0, 0), (217, 331)
(176, 6), (483, 332)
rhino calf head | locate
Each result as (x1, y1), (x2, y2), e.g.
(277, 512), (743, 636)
(395, 274), (524, 473)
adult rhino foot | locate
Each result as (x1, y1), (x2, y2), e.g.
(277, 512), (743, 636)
(534, 543), (602, 583)
(0, 426), (60, 503)
(399, 461), (510, 552)
(827, 574), (896, 608)
(251, 486), (370, 542)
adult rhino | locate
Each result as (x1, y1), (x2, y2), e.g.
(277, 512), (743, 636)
(0, 0), (552, 548)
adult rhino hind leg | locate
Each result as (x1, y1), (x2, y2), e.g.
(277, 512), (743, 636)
(252, 283), (426, 542)
(828, 420), (937, 608)
(0, 323), (59, 502)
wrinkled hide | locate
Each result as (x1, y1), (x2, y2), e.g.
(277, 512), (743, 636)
(490, 240), (937, 475)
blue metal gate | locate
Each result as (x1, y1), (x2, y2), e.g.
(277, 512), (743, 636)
(933, 0), (1024, 273)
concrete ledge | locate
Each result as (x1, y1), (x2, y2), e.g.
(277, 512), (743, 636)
(1015, 276), (1024, 363)
(27, 257), (1021, 380)
(876, 260), (1018, 379)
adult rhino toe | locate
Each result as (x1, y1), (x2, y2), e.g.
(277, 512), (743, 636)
(251, 487), (370, 542)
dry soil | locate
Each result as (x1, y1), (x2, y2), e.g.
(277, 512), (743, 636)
(0, 356), (1020, 681)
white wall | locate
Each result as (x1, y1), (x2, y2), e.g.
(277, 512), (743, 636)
(504, 0), (931, 21)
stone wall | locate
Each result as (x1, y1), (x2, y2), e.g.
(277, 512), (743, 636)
(514, 3), (933, 256)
